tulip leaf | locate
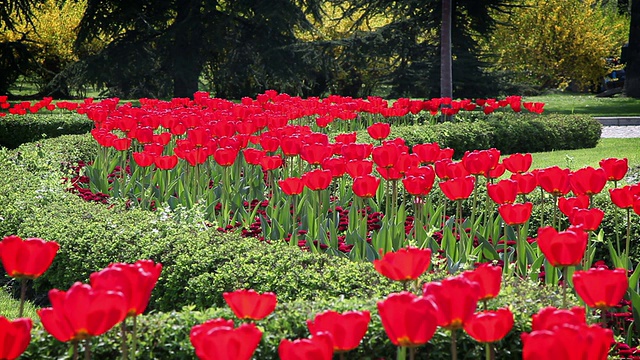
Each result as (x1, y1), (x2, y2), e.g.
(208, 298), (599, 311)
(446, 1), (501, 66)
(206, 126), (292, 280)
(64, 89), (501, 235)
(630, 265), (640, 292)
(628, 288), (640, 344)
(530, 254), (546, 282)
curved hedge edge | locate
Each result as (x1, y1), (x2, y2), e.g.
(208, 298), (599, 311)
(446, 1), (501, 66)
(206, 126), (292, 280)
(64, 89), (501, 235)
(0, 113), (93, 149)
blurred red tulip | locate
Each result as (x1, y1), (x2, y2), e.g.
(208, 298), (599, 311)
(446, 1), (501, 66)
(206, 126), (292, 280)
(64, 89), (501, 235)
(531, 306), (586, 331)
(372, 144), (401, 168)
(307, 310), (371, 352)
(599, 158), (628, 181)
(259, 155), (283, 171)
(462, 263), (502, 301)
(423, 275), (480, 330)
(367, 122), (391, 140)
(413, 142), (441, 165)
(37, 282), (127, 342)
(345, 159), (374, 178)
(154, 155), (179, 170)
(523, 102), (545, 114)
(302, 169), (332, 191)
(223, 289), (277, 320)
(536, 226), (588, 267)
(462, 150), (495, 176)
(113, 137), (132, 151)
(377, 166), (403, 181)
(190, 320), (262, 360)
(133, 151), (155, 167)
(522, 324), (612, 360)
(0, 235), (59, 280)
(568, 208), (605, 232)
(537, 166), (570, 196)
(573, 268), (628, 310)
(213, 147), (239, 167)
(402, 173), (436, 197)
(334, 132), (357, 144)
(498, 202), (533, 226)
(487, 163), (506, 179)
(301, 143), (333, 166)
(341, 143), (373, 161)
(373, 247), (432, 281)
(242, 148), (266, 165)
(510, 172), (537, 195)
(352, 174), (380, 199)
(377, 291), (438, 347)
(557, 195), (590, 217)
(0, 316), (32, 360)
(322, 157), (347, 178)
(439, 176), (475, 201)
(502, 153), (532, 174)
(435, 159), (469, 180)
(487, 179), (518, 204)
(279, 177), (305, 195)
(464, 308), (514, 343)
(609, 185), (639, 209)
(278, 333), (334, 360)
(569, 167), (607, 196)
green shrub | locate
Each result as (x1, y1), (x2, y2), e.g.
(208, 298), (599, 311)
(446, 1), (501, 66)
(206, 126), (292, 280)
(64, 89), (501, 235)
(23, 275), (579, 359)
(0, 113), (93, 149)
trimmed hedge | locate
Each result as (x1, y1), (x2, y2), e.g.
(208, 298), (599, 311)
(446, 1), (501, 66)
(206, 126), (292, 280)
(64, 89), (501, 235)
(22, 276), (580, 359)
(0, 113), (93, 149)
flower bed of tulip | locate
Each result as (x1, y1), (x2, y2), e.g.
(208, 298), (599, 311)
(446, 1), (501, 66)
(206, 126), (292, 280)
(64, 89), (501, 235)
(0, 91), (639, 359)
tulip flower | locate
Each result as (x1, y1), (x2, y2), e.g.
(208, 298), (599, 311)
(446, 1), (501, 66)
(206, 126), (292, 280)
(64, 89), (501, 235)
(557, 195), (590, 217)
(599, 157), (628, 182)
(402, 174), (435, 197)
(502, 153), (532, 174)
(487, 179), (519, 205)
(341, 143), (373, 161)
(569, 167), (607, 197)
(345, 159), (373, 178)
(498, 202), (533, 226)
(373, 247), (432, 281)
(413, 142), (441, 165)
(510, 172), (537, 195)
(280, 136), (302, 157)
(609, 185), (638, 209)
(242, 148), (266, 165)
(439, 176), (475, 201)
(523, 102), (545, 114)
(334, 132), (357, 144)
(372, 143), (401, 168)
(259, 155), (283, 172)
(423, 275), (480, 330)
(132, 151), (155, 167)
(487, 163), (506, 180)
(307, 310), (371, 352)
(568, 208), (605, 232)
(367, 122), (391, 140)
(537, 166), (570, 196)
(377, 291), (438, 348)
(0, 235), (59, 280)
(322, 157), (347, 178)
(352, 174), (380, 199)
(522, 323), (612, 360)
(536, 226), (588, 267)
(462, 263), (502, 301)
(222, 289), (277, 320)
(572, 268), (628, 310)
(531, 306), (586, 331)
(301, 143), (333, 166)
(461, 150), (496, 177)
(38, 282), (127, 342)
(302, 169), (332, 191)
(190, 319), (262, 360)
(278, 177), (305, 195)
(154, 155), (178, 170)
(0, 316), (32, 360)
(463, 308), (514, 343)
(278, 332), (334, 360)
(434, 159), (469, 180)
(213, 147), (239, 167)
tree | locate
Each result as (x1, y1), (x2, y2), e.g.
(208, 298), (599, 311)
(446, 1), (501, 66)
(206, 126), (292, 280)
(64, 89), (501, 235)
(441, 0), (452, 99)
(625, 0), (640, 97)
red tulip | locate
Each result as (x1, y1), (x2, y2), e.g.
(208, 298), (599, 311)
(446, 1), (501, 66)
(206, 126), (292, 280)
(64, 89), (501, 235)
(568, 208), (605, 232)
(487, 163), (506, 179)
(213, 147), (238, 167)
(531, 306), (586, 331)
(345, 159), (373, 178)
(395, 153), (421, 174)
(113, 137), (132, 151)
(557, 195), (590, 217)
(90, 260), (162, 317)
(463, 308), (514, 343)
(413, 142), (441, 165)
(503, 153), (532, 174)
(0, 235), (59, 280)
(537, 166), (570, 196)
(190, 319), (262, 360)
(510, 172), (537, 195)
(423, 275), (480, 330)
(352, 174), (380, 199)
(334, 132), (357, 144)
(301, 143), (333, 166)
(37, 282), (127, 342)
(599, 157), (628, 181)
(302, 169), (332, 191)
(322, 157), (347, 178)
(522, 324), (612, 360)
(439, 176), (475, 201)
(0, 316), (32, 360)
(223, 289), (277, 320)
(367, 122), (391, 140)
(372, 143), (401, 168)
(487, 179), (519, 204)
(280, 136), (302, 157)
(259, 135), (280, 152)
(278, 332), (334, 360)
(435, 159), (469, 180)
(307, 310), (371, 352)
(373, 247), (432, 281)
(377, 166), (403, 181)
(498, 202), (533, 226)
(523, 102), (545, 114)
(132, 151), (155, 167)
(462, 263), (502, 300)
(242, 148), (266, 165)
(572, 268), (628, 310)
(377, 291), (438, 347)
(569, 167), (607, 196)
(462, 150), (496, 176)
(536, 226), (588, 267)
(341, 143), (373, 161)
(402, 174), (436, 197)
(278, 177), (305, 195)
(154, 155), (178, 170)
(609, 185), (639, 209)
(259, 155), (283, 171)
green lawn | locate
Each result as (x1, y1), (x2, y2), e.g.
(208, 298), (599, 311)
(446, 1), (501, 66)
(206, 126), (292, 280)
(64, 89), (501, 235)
(0, 288), (38, 319)
(524, 93), (640, 117)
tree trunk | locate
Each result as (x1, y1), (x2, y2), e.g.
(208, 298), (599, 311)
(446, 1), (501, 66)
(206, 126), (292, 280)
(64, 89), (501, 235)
(172, 0), (203, 98)
(440, 0), (453, 100)
(624, 0), (640, 98)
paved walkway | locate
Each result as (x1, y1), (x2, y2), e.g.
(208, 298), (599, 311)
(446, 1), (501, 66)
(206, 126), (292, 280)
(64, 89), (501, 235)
(595, 117), (640, 138)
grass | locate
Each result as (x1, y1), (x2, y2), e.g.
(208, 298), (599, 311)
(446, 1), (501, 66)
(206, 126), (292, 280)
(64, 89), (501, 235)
(0, 287), (38, 319)
(524, 92), (640, 117)
(528, 138), (640, 174)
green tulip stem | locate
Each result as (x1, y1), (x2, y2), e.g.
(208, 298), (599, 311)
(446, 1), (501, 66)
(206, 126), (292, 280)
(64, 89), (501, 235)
(19, 278), (26, 318)
(562, 266), (568, 308)
(121, 320), (129, 360)
(626, 208), (632, 267)
(340, 353), (346, 360)
(392, 179), (398, 220)
(451, 329), (458, 360)
(470, 175), (479, 238)
(409, 347), (416, 360)
(72, 340), (79, 360)
(84, 338), (91, 360)
(539, 188), (545, 228)
(397, 346), (407, 360)
(132, 315), (138, 359)
(601, 308), (608, 326)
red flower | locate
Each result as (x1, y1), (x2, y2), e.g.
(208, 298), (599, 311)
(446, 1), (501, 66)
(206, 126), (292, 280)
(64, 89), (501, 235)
(569, 167), (607, 196)
(487, 179), (519, 204)
(280, 136), (302, 157)
(223, 289), (277, 320)
(341, 143), (373, 161)
(609, 185), (640, 209)
(242, 148), (266, 165)
(462, 150), (497, 176)
(373, 247), (432, 281)
(572, 268), (628, 310)
(536, 226), (588, 267)
(334, 132), (357, 144)
(523, 102), (545, 114)
(377, 166), (403, 181)
(307, 310), (371, 352)
(345, 159), (373, 178)
(537, 166), (571, 196)
(568, 208), (605, 232)
(372, 143), (401, 168)
(487, 163), (506, 179)
(213, 147), (238, 167)
(190, 320), (262, 360)
(278, 177), (305, 195)
(367, 122), (391, 140)
(413, 142), (441, 165)
(463, 308), (514, 343)
(322, 157), (347, 178)
(0, 235), (59, 279)
(259, 155), (283, 171)
(89, 260), (162, 317)
(435, 159), (469, 180)
(531, 306), (586, 331)
(462, 263), (503, 300)
(439, 176), (475, 201)
(557, 195), (590, 217)
(510, 172), (538, 195)
(113, 137), (132, 151)
(402, 173), (436, 197)
(377, 291), (438, 347)
(301, 143), (333, 166)
(599, 157), (628, 181)
(133, 151), (155, 167)
(154, 155), (178, 170)
(502, 153), (532, 174)
(498, 202), (533, 226)
(37, 282), (127, 342)
(0, 316), (32, 360)
(423, 275), (480, 330)
(352, 174), (380, 199)
(278, 333), (334, 360)
(302, 169), (333, 191)
(522, 324), (612, 360)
